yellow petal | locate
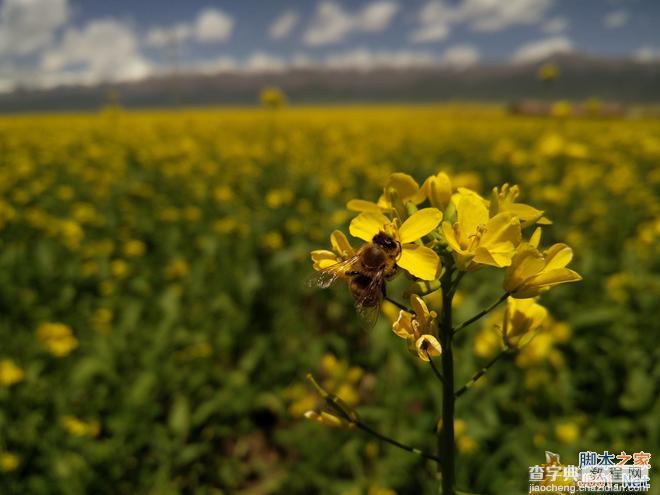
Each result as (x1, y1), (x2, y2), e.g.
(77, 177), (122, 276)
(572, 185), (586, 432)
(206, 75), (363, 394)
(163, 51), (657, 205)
(457, 195), (489, 239)
(311, 249), (336, 262)
(527, 268), (582, 288)
(416, 335), (442, 361)
(529, 227), (542, 248)
(543, 243), (573, 271)
(330, 230), (353, 257)
(386, 173), (420, 202)
(349, 212), (390, 242)
(346, 199), (382, 213)
(473, 242), (515, 268)
(505, 203), (545, 227)
(423, 172), (452, 209)
(510, 245), (545, 279)
(481, 212), (521, 247)
(410, 294), (426, 317)
(398, 208), (443, 243)
(442, 221), (464, 253)
(398, 244), (440, 280)
(392, 310), (415, 339)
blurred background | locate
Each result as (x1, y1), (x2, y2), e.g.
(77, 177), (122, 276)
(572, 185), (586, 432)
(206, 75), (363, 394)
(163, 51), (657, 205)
(0, 1), (659, 494)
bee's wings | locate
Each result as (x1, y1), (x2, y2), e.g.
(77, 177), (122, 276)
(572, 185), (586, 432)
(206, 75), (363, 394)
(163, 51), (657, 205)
(354, 271), (385, 330)
(307, 255), (360, 289)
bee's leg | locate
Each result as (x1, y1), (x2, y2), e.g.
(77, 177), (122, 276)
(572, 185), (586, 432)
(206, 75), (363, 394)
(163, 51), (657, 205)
(381, 283), (387, 297)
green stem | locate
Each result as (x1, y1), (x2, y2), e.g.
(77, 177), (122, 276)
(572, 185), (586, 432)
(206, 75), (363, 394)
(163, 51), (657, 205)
(427, 353), (445, 385)
(385, 296), (411, 313)
(316, 376), (442, 464)
(355, 421), (442, 463)
(452, 292), (510, 336)
(454, 350), (510, 398)
(439, 264), (456, 495)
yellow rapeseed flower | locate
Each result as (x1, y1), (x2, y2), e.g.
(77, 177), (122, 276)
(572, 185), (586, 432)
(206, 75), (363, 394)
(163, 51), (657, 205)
(420, 170), (453, 210)
(349, 208), (443, 280)
(310, 230), (355, 271)
(490, 183), (551, 228)
(0, 359), (24, 387)
(61, 416), (100, 437)
(392, 294), (441, 361)
(36, 322), (78, 357)
(442, 194), (521, 271)
(505, 231), (582, 298)
(347, 173), (425, 215)
(0, 451), (20, 472)
(502, 297), (547, 349)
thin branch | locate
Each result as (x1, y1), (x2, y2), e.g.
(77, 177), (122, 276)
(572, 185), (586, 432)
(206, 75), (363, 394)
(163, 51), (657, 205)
(355, 421), (442, 463)
(452, 292), (510, 336)
(385, 296), (411, 313)
(454, 350), (510, 398)
(317, 378), (441, 463)
(426, 351), (445, 385)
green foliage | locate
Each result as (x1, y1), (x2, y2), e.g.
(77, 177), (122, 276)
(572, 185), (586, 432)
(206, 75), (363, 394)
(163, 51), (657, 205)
(0, 107), (658, 494)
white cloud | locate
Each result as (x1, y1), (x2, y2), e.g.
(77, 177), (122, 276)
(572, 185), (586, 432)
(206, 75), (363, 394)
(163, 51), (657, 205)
(145, 23), (192, 47)
(360, 1), (400, 31)
(145, 8), (233, 47)
(603, 10), (628, 29)
(323, 48), (437, 70)
(541, 16), (568, 34)
(244, 52), (287, 72)
(511, 36), (573, 63)
(466, 0), (554, 32)
(633, 45), (660, 63)
(440, 44), (480, 68)
(196, 8), (234, 42)
(39, 19), (152, 88)
(410, 0), (554, 43)
(193, 56), (237, 74)
(0, 0), (69, 55)
(410, 1), (451, 43)
(303, 1), (399, 46)
(269, 10), (299, 40)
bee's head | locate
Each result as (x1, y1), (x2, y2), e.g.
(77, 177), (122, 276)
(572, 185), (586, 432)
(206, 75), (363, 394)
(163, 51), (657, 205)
(372, 232), (400, 253)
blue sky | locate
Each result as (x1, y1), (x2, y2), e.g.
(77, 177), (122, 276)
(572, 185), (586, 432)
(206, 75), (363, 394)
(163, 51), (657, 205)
(1, 0), (660, 91)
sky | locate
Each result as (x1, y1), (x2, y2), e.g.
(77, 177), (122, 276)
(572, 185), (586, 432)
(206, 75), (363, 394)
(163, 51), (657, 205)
(1, 0), (660, 92)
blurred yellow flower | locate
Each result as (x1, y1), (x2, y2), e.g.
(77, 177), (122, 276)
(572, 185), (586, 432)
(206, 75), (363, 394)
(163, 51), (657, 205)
(555, 421), (579, 445)
(0, 451), (19, 472)
(164, 258), (189, 279)
(502, 298), (547, 349)
(123, 239), (146, 257)
(261, 231), (284, 250)
(349, 208), (443, 280)
(260, 86), (287, 109)
(304, 410), (353, 429)
(443, 194), (521, 271)
(110, 259), (130, 278)
(61, 416), (100, 437)
(37, 322), (78, 357)
(537, 63), (560, 82)
(0, 359), (24, 387)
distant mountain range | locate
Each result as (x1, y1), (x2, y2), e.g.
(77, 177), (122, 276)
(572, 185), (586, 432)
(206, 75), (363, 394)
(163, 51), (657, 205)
(2, 54), (659, 112)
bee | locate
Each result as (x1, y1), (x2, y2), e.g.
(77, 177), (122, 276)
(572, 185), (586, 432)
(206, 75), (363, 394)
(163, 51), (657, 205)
(309, 232), (401, 327)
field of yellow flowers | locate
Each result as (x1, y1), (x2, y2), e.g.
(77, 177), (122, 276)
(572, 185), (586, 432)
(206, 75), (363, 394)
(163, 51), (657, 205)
(0, 105), (658, 494)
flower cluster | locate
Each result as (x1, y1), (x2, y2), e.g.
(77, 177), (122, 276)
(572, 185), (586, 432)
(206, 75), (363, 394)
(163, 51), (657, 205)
(310, 170), (582, 360)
